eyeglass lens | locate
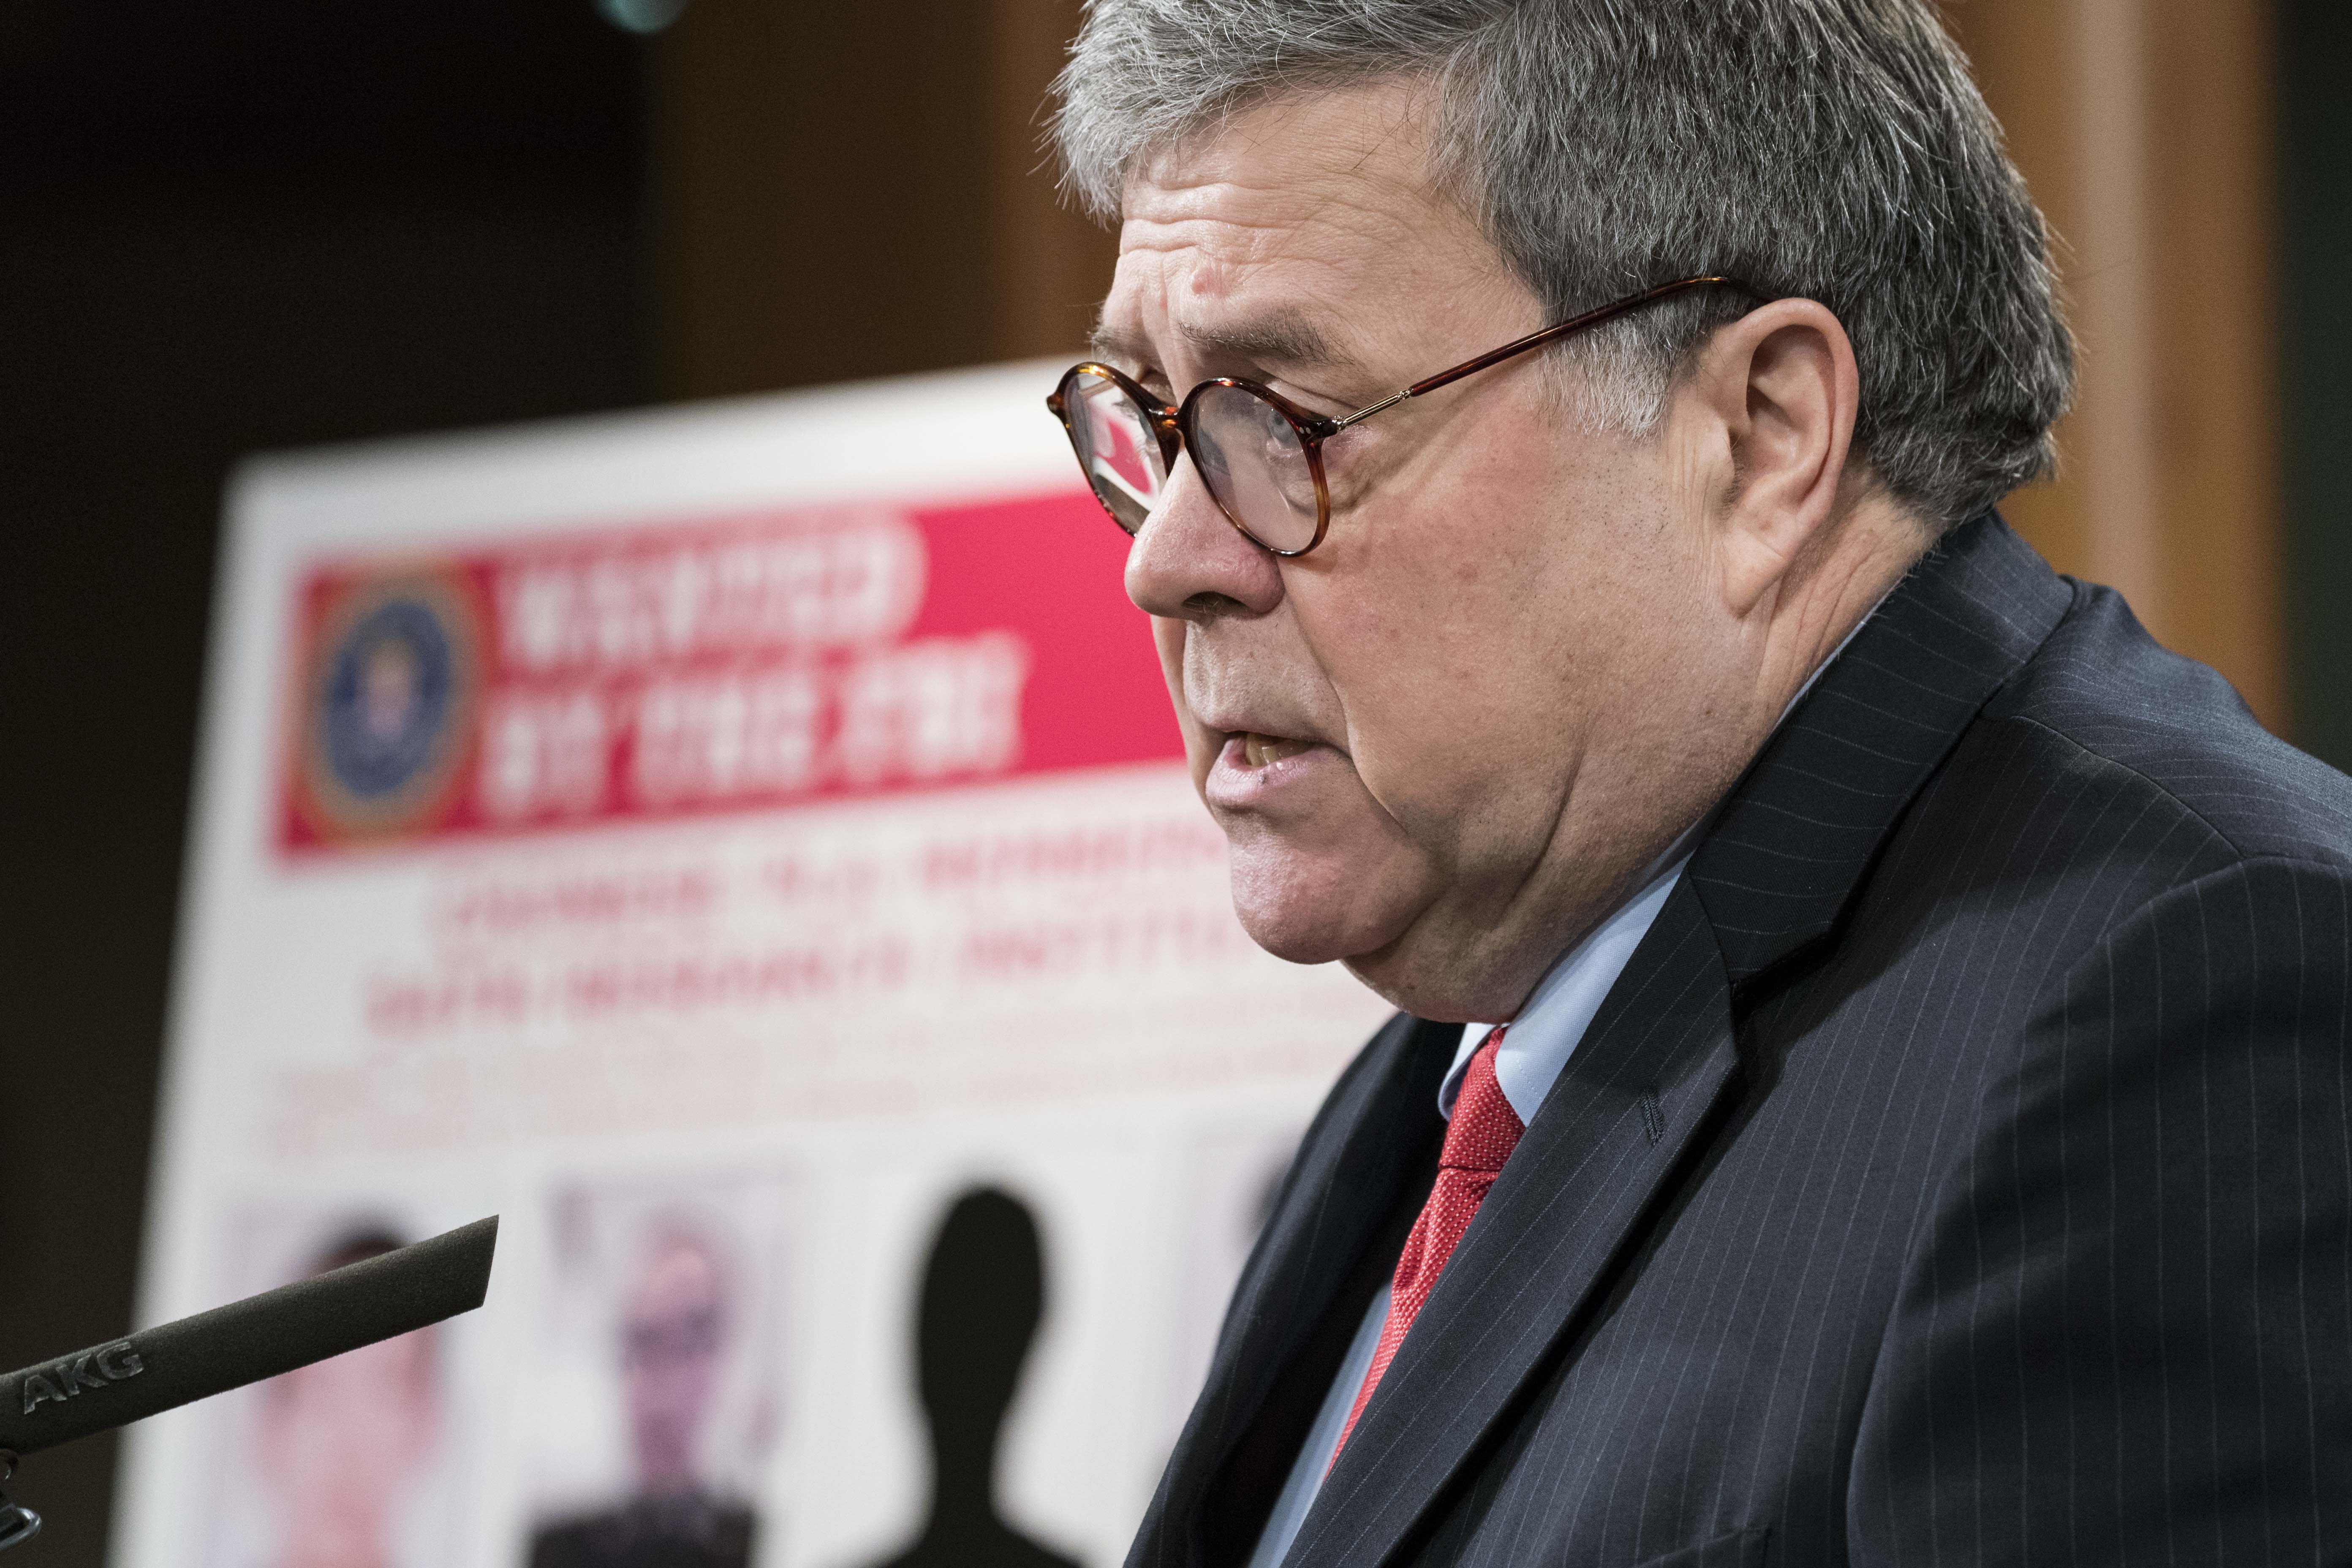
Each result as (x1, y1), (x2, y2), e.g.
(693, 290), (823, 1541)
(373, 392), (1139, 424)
(1064, 371), (1166, 536)
(1059, 369), (1324, 553)
(1186, 383), (1321, 554)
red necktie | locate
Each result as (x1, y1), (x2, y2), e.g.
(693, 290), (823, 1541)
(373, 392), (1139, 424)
(1331, 1025), (1524, 1461)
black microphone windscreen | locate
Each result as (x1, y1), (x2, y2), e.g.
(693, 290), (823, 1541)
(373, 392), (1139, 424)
(0, 1215), (496, 1457)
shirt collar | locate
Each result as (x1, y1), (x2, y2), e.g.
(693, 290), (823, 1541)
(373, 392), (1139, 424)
(1436, 835), (1694, 1122)
(1436, 597), (1886, 1124)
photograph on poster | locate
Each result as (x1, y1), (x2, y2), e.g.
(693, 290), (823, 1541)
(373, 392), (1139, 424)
(525, 1170), (792, 1568)
(195, 1206), (479, 1568)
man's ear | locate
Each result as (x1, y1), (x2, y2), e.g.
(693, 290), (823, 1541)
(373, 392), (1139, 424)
(1686, 299), (1862, 616)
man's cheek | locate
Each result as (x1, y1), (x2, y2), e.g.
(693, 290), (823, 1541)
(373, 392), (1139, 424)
(1152, 615), (1223, 789)
(1151, 613), (1187, 694)
(1151, 615), (1192, 733)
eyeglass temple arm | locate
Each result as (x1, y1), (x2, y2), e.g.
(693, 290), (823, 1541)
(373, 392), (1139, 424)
(1329, 276), (1760, 432)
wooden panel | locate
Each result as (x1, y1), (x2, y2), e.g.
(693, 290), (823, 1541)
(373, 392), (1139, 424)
(983, 0), (1122, 361)
(2145, 0), (2283, 728)
(647, 0), (1113, 400)
(1942, 0), (2094, 582)
(1942, 0), (2284, 727)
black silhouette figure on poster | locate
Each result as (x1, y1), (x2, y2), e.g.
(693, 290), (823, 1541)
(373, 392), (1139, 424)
(532, 1225), (757, 1568)
(860, 1187), (1082, 1568)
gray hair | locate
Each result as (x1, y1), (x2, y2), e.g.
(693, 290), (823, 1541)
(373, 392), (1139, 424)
(1050, 0), (2075, 529)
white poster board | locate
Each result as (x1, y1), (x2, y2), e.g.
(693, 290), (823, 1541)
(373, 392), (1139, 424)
(115, 361), (1390, 1568)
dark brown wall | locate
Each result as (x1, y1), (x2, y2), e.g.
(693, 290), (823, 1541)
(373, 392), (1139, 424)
(2283, 0), (2352, 772)
(0, 5), (642, 1563)
(647, 0), (1112, 398)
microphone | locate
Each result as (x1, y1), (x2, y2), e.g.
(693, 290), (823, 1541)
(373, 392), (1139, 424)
(0, 1215), (498, 1550)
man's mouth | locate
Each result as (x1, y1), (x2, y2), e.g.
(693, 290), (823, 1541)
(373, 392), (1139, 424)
(1241, 731), (1315, 766)
(1205, 729), (1332, 809)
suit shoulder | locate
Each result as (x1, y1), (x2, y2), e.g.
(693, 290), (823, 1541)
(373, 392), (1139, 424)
(1981, 581), (2352, 872)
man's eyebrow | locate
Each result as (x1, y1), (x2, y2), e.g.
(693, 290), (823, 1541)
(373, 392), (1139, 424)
(1183, 313), (1352, 373)
(1088, 323), (1151, 369)
(1087, 313), (1359, 378)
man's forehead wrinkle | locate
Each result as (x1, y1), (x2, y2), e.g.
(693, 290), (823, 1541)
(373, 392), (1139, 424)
(1122, 107), (1436, 252)
(1129, 167), (1427, 253)
(1108, 218), (1376, 377)
(1106, 84), (1466, 386)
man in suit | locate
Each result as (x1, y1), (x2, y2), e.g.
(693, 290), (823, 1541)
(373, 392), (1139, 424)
(1040, 1), (2352, 1564)
(531, 1227), (756, 1568)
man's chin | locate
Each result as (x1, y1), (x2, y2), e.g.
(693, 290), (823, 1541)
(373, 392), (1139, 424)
(1229, 875), (1509, 1021)
(1231, 902), (1363, 966)
(1227, 862), (1423, 969)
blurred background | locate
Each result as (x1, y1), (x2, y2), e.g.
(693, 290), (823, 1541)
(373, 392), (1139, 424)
(0, 0), (2345, 1563)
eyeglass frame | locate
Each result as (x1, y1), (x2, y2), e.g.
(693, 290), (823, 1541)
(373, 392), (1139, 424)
(1047, 274), (1765, 557)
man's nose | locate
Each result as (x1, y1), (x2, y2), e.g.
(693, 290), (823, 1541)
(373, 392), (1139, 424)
(1123, 456), (1286, 620)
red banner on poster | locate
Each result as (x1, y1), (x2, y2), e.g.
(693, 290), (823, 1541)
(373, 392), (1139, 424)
(279, 489), (1178, 851)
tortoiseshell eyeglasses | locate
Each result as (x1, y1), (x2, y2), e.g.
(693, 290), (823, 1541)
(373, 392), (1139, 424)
(1046, 275), (1760, 557)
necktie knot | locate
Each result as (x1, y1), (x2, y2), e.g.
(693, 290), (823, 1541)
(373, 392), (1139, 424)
(1440, 1026), (1523, 1175)
(1329, 1026), (1525, 1464)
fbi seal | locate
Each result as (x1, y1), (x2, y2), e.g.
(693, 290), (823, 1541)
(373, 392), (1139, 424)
(294, 570), (481, 842)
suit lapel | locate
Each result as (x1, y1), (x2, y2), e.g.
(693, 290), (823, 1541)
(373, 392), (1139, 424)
(1286, 878), (1740, 1568)
(1280, 514), (2075, 1567)
(1129, 1011), (1454, 1568)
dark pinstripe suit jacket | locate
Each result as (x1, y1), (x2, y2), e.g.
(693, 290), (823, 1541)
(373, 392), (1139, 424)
(1135, 514), (2352, 1568)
